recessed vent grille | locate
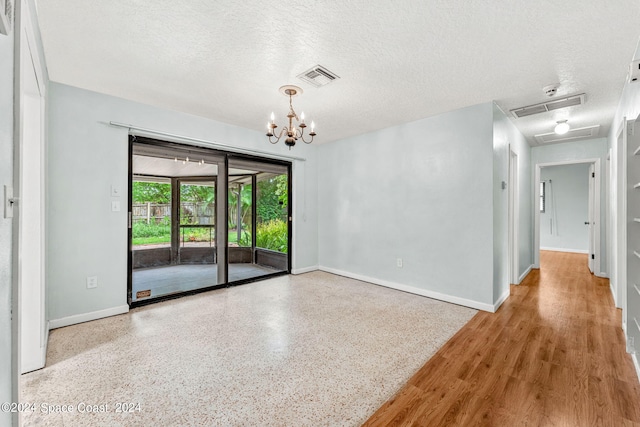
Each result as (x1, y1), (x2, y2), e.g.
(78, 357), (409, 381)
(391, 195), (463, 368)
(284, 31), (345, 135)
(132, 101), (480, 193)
(297, 65), (340, 88)
(534, 124), (600, 144)
(510, 94), (586, 118)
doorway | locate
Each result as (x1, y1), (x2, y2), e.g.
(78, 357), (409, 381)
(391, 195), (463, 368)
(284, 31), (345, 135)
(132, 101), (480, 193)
(534, 159), (600, 274)
(128, 137), (291, 305)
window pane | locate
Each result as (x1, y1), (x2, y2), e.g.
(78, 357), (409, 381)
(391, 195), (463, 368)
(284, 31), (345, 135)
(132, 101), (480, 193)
(132, 181), (172, 249)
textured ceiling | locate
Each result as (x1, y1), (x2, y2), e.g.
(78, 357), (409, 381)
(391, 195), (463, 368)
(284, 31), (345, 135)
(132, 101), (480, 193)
(35, 1), (640, 145)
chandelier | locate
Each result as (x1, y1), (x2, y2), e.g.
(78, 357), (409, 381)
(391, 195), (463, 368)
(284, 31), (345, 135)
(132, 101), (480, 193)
(266, 85), (316, 149)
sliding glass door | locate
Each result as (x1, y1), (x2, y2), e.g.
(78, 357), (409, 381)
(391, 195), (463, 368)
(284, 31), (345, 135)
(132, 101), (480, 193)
(226, 158), (290, 282)
(128, 138), (291, 305)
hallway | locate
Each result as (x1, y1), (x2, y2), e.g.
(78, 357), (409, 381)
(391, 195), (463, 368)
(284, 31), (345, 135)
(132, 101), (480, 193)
(364, 251), (640, 426)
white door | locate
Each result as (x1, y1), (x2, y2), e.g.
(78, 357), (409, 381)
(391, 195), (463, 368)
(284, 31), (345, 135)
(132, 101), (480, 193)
(588, 164), (595, 273)
(18, 11), (47, 374)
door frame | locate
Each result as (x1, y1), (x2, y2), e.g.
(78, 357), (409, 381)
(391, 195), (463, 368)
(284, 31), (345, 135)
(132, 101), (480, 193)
(613, 119), (628, 322)
(127, 137), (292, 307)
(508, 147), (519, 284)
(534, 158), (601, 275)
(588, 163), (596, 273)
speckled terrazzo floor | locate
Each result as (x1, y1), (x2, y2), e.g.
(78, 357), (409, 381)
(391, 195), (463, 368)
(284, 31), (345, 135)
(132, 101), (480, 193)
(21, 271), (477, 427)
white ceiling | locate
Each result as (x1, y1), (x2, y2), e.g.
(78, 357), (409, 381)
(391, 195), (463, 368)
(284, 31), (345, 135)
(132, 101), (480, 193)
(35, 1), (640, 146)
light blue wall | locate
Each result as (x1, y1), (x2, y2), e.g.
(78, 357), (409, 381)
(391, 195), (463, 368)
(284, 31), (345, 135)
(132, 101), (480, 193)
(532, 138), (608, 274)
(540, 164), (590, 252)
(493, 104), (533, 297)
(318, 103), (496, 307)
(47, 82), (319, 322)
(0, 9), (15, 427)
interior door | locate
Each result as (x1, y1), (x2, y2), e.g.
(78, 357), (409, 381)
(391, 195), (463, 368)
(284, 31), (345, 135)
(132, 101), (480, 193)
(18, 13), (47, 374)
(588, 163), (595, 273)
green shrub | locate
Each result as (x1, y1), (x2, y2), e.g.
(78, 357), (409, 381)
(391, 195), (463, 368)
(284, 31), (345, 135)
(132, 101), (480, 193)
(255, 219), (288, 253)
(239, 219), (287, 253)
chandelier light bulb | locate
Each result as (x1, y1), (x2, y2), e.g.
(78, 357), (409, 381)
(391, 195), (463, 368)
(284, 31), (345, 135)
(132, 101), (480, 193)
(554, 120), (570, 135)
(311, 121), (315, 132)
(300, 112), (305, 123)
(174, 157), (177, 162)
(270, 112), (275, 122)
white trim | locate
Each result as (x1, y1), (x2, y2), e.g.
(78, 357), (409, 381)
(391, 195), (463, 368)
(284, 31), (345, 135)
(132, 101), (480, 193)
(540, 247), (589, 254)
(291, 265), (319, 275)
(508, 147), (519, 285)
(318, 266), (495, 312)
(596, 272), (609, 278)
(518, 264), (534, 283)
(494, 289), (510, 312)
(49, 305), (129, 330)
(633, 353), (640, 383)
(611, 283), (618, 306)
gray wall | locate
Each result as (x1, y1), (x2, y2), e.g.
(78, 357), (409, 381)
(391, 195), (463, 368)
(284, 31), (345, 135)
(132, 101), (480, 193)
(492, 104), (533, 298)
(532, 137), (609, 274)
(47, 82), (318, 322)
(317, 103), (496, 307)
(540, 164), (590, 252)
(0, 10), (15, 427)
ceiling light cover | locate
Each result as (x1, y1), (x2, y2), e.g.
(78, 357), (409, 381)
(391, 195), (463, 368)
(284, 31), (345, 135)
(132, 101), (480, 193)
(554, 120), (570, 135)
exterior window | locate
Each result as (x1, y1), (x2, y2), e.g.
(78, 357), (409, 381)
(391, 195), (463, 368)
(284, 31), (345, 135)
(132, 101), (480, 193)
(540, 182), (545, 213)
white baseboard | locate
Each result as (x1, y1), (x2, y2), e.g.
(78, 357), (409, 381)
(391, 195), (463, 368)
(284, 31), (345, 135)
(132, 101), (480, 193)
(610, 283), (618, 307)
(50, 305), (129, 330)
(596, 272), (609, 278)
(318, 266), (494, 312)
(540, 247), (589, 254)
(633, 353), (640, 383)
(518, 264), (534, 284)
(493, 289), (510, 312)
(291, 265), (319, 275)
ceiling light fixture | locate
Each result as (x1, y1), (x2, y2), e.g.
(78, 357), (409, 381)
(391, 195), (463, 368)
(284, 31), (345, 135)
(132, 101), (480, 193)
(266, 85), (316, 149)
(554, 120), (570, 135)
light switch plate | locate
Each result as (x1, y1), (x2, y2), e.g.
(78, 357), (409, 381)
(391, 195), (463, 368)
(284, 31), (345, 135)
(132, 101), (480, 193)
(111, 201), (121, 212)
(111, 185), (121, 197)
(87, 276), (98, 289)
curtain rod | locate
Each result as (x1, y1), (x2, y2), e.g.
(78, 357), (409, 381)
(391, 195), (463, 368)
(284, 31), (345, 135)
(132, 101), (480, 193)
(108, 121), (306, 162)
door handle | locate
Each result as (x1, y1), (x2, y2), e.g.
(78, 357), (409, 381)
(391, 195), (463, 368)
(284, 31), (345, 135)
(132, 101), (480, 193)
(584, 222), (590, 225)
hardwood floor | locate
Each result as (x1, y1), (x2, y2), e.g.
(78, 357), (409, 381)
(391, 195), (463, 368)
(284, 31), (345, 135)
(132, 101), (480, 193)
(363, 251), (640, 426)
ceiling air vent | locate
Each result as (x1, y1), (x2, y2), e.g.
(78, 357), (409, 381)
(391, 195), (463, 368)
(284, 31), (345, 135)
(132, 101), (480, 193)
(297, 65), (340, 88)
(534, 124), (600, 144)
(510, 94), (586, 119)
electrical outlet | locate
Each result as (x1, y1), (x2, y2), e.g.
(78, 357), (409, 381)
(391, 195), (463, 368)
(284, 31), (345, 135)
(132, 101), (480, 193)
(111, 201), (120, 212)
(87, 276), (98, 289)
(396, 258), (403, 268)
